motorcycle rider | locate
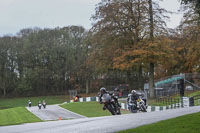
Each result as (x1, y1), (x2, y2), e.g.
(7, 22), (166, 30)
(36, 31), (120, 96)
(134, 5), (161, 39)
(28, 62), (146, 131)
(127, 90), (144, 109)
(127, 94), (133, 110)
(42, 100), (46, 109)
(38, 101), (42, 109)
(99, 87), (121, 110)
(28, 100), (32, 107)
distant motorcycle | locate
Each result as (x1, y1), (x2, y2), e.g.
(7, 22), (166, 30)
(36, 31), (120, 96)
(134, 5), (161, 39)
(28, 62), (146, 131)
(28, 100), (32, 107)
(100, 93), (121, 115)
(38, 103), (42, 109)
(42, 102), (46, 109)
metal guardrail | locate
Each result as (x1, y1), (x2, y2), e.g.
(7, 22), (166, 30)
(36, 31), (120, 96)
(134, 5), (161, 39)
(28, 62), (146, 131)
(190, 94), (200, 100)
(190, 95), (200, 106)
(156, 97), (182, 106)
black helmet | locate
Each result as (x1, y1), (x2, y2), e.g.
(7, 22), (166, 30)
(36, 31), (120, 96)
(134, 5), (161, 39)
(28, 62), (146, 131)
(100, 87), (106, 93)
(131, 90), (137, 95)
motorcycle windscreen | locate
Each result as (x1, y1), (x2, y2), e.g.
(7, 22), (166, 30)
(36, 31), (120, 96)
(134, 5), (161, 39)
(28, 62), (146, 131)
(102, 93), (111, 102)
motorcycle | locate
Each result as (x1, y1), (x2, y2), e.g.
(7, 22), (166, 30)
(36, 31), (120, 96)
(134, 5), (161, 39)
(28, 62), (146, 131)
(28, 101), (32, 107)
(38, 103), (42, 109)
(112, 93), (121, 115)
(42, 102), (46, 109)
(136, 97), (147, 112)
(100, 93), (121, 115)
(128, 101), (137, 113)
(128, 97), (147, 113)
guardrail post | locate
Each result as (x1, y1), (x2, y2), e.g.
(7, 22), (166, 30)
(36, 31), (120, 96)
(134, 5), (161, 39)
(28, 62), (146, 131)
(174, 98), (176, 108)
(171, 98), (173, 109)
(151, 106), (155, 112)
(189, 97), (194, 106)
(198, 99), (200, 106)
(177, 98), (180, 108)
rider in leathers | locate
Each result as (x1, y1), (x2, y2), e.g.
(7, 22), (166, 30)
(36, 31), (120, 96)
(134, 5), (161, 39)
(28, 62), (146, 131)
(99, 87), (121, 110)
(127, 90), (144, 109)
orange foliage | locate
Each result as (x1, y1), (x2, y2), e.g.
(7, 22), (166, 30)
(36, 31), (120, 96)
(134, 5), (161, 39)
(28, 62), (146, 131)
(113, 38), (176, 71)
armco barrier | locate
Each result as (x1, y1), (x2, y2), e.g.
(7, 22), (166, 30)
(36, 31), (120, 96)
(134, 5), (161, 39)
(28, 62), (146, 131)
(119, 100), (184, 112)
(70, 96), (185, 112)
(70, 97), (99, 103)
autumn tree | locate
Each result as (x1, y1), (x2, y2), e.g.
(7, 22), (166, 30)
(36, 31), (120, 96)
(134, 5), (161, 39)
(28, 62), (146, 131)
(90, 0), (172, 97)
(90, 0), (150, 89)
(169, 0), (200, 74)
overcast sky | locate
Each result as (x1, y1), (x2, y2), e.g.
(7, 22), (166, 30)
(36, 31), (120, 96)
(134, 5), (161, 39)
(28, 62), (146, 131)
(0, 0), (182, 36)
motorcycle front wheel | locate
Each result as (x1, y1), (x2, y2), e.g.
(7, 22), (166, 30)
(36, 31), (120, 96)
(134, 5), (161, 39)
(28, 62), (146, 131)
(116, 107), (121, 115)
(106, 104), (116, 115)
(130, 106), (137, 113)
(140, 104), (147, 112)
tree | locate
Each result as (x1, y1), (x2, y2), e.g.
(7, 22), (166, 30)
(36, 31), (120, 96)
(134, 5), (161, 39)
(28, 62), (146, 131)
(91, 0), (171, 96)
(0, 36), (19, 96)
(172, 1), (200, 73)
(165, 0), (200, 75)
(90, 0), (150, 89)
(148, 0), (155, 98)
(181, 0), (200, 18)
(0, 26), (88, 97)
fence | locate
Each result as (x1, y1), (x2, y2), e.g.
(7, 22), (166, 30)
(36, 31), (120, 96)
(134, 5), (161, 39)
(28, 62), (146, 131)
(156, 96), (200, 107)
(152, 73), (200, 98)
(190, 95), (200, 106)
(156, 97), (181, 106)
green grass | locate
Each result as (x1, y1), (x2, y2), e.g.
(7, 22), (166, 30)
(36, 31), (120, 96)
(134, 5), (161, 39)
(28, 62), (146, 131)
(60, 101), (130, 117)
(0, 107), (42, 126)
(117, 112), (200, 133)
(0, 95), (69, 109)
(188, 90), (200, 97)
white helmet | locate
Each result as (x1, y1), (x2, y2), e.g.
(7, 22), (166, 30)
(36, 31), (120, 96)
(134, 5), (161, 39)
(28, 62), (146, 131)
(131, 90), (137, 95)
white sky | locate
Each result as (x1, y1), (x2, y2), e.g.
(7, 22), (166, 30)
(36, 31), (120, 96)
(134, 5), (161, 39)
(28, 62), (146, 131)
(0, 0), (182, 36)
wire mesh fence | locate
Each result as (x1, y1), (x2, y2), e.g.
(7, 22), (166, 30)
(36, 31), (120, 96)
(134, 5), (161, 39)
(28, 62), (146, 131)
(147, 73), (200, 98)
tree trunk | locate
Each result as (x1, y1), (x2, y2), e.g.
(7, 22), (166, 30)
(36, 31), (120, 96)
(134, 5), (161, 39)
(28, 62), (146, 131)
(148, 0), (154, 40)
(138, 65), (144, 90)
(149, 62), (155, 98)
(148, 0), (155, 98)
(86, 79), (89, 94)
(3, 87), (6, 97)
(126, 71), (133, 92)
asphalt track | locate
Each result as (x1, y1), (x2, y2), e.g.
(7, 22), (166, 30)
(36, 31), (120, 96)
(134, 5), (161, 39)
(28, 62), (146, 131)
(0, 106), (200, 133)
(26, 105), (86, 120)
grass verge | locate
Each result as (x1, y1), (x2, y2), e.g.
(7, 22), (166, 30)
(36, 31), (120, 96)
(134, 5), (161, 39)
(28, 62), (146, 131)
(0, 95), (69, 109)
(60, 101), (130, 117)
(117, 112), (200, 133)
(0, 107), (42, 126)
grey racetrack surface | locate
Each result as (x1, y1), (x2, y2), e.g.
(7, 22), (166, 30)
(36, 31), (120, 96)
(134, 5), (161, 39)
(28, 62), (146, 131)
(26, 105), (86, 120)
(0, 106), (200, 133)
